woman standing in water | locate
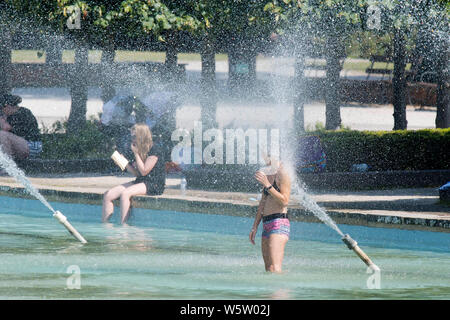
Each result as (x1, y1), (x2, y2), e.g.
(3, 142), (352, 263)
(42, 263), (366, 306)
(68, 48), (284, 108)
(102, 123), (165, 224)
(249, 157), (291, 273)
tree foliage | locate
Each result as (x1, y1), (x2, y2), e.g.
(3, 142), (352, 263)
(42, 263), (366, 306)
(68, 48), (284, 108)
(6, 0), (203, 46)
(2, 0), (447, 55)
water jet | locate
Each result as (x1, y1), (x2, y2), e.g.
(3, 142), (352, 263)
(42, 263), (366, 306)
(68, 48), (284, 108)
(292, 180), (379, 271)
(0, 147), (87, 244)
(342, 234), (380, 271)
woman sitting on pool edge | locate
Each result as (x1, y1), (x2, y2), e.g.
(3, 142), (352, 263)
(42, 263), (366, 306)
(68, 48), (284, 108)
(249, 155), (291, 273)
(102, 123), (166, 224)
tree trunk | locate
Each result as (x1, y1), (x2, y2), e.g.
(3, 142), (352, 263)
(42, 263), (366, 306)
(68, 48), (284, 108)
(46, 36), (63, 66)
(392, 30), (408, 130)
(0, 29), (12, 96)
(293, 50), (306, 135)
(435, 39), (449, 128)
(200, 37), (218, 129)
(100, 44), (116, 103)
(165, 45), (177, 67)
(165, 40), (178, 86)
(228, 37), (257, 95)
(325, 34), (342, 130)
(67, 45), (88, 134)
(165, 42), (177, 67)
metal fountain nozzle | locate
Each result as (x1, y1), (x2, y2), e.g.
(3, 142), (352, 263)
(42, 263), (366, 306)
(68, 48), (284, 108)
(342, 234), (357, 250)
(53, 210), (87, 244)
(341, 233), (380, 272)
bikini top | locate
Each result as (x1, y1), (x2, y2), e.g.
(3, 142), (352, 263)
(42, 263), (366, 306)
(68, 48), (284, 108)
(263, 179), (280, 196)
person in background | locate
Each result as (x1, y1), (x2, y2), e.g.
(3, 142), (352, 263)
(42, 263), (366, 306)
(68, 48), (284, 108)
(100, 95), (137, 158)
(0, 94), (42, 160)
(138, 91), (180, 164)
(102, 123), (166, 224)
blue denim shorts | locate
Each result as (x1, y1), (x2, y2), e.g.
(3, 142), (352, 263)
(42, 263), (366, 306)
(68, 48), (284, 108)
(27, 141), (42, 159)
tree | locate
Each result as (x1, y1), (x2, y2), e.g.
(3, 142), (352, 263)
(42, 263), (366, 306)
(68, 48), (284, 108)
(271, 0), (448, 132)
(435, 35), (449, 128)
(269, 5), (312, 134)
(266, 0), (365, 130)
(200, 34), (218, 129)
(392, 28), (408, 130)
(430, 1), (449, 128)
(197, 1), (278, 93)
(6, 0), (202, 133)
(309, 1), (364, 130)
(364, 0), (448, 130)
(0, 2), (13, 97)
(181, 0), (280, 127)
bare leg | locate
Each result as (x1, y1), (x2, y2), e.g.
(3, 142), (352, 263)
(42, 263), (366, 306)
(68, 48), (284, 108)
(119, 182), (147, 224)
(267, 234), (288, 273)
(102, 182), (133, 222)
(261, 237), (272, 272)
(0, 131), (29, 160)
(0, 132), (13, 156)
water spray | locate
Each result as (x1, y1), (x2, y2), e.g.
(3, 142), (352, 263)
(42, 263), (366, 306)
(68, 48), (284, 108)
(342, 234), (380, 272)
(0, 148), (87, 244)
(266, 35), (381, 273)
(292, 181), (379, 271)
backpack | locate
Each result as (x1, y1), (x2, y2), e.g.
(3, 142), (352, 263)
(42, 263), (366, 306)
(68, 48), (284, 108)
(296, 135), (326, 173)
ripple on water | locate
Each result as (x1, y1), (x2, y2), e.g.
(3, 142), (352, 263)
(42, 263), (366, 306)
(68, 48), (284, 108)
(0, 198), (449, 299)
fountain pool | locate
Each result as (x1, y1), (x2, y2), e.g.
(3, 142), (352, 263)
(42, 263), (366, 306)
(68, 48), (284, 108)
(0, 195), (449, 299)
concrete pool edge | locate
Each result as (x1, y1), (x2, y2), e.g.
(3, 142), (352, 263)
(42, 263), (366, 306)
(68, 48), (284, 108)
(0, 185), (448, 233)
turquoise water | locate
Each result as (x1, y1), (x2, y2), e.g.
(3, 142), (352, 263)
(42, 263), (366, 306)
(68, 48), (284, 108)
(0, 196), (449, 299)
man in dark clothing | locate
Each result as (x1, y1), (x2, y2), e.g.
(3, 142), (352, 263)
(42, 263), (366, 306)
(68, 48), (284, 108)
(0, 94), (42, 160)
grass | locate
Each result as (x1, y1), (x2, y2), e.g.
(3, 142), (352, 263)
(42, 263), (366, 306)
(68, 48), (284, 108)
(343, 60), (412, 71)
(11, 50), (228, 64)
(305, 58), (411, 71)
(11, 50), (411, 72)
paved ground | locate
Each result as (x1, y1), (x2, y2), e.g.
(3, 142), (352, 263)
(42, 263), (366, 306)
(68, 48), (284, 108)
(0, 173), (448, 232)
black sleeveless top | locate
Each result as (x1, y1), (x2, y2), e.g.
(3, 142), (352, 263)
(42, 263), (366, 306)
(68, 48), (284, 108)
(134, 143), (166, 194)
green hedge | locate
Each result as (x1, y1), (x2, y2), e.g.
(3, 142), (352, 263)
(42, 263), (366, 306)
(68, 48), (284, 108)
(38, 120), (450, 174)
(309, 129), (450, 172)
(41, 121), (113, 160)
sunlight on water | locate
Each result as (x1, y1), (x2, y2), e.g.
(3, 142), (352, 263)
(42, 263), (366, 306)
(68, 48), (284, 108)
(0, 197), (449, 299)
